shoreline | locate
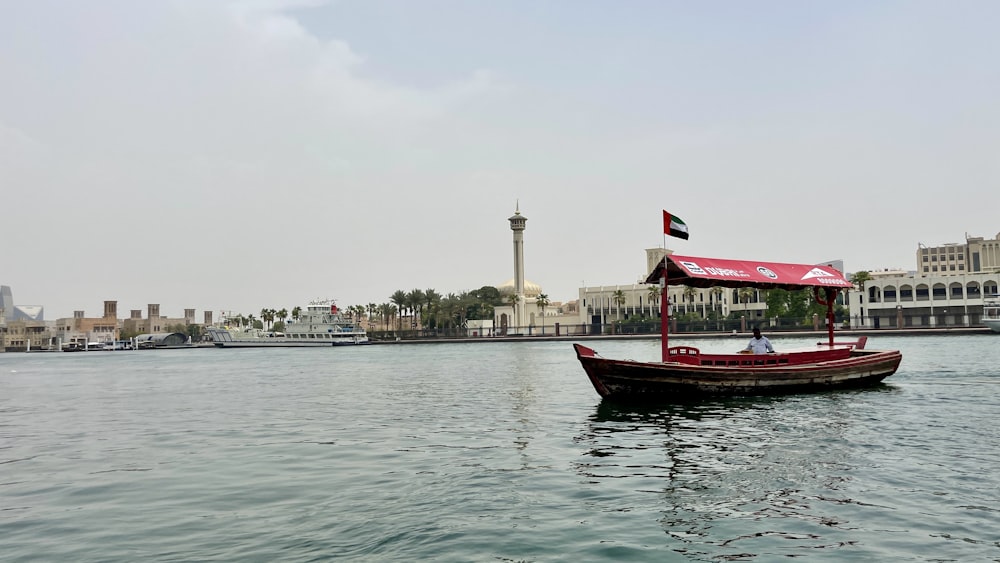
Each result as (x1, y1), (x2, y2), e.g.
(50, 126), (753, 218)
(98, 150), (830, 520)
(367, 326), (994, 345)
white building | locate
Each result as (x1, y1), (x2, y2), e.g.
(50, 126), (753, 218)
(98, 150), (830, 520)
(848, 232), (1000, 328)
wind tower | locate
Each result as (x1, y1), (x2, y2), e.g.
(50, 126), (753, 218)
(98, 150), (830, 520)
(508, 203), (528, 332)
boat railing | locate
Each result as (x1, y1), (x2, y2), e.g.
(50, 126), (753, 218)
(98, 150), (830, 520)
(815, 336), (867, 349)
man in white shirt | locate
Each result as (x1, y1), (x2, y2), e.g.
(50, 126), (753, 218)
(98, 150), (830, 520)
(744, 327), (775, 354)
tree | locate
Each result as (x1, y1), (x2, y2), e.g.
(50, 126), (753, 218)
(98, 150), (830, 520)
(261, 308), (275, 330)
(682, 286), (697, 315)
(647, 284), (661, 315)
(536, 293), (550, 335)
(276, 308), (288, 324)
(390, 290), (407, 331)
(378, 303), (397, 331)
(851, 270), (872, 303)
(406, 289), (425, 329)
(738, 287), (755, 321)
(291, 306), (301, 322)
(612, 289), (626, 321)
(710, 287), (725, 313)
(507, 292), (520, 331)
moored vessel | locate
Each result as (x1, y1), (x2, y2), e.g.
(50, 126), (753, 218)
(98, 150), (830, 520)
(984, 296), (1000, 333)
(207, 299), (368, 348)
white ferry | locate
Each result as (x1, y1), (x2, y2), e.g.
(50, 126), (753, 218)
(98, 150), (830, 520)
(984, 296), (1000, 334)
(206, 299), (369, 348)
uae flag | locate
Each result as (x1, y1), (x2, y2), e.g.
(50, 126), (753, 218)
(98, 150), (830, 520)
(663, 210), (689, 240)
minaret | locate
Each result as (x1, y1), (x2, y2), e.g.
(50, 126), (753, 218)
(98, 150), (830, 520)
(508, 202), (527, 331)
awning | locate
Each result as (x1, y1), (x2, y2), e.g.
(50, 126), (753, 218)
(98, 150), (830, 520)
(644, 254), (853, 290)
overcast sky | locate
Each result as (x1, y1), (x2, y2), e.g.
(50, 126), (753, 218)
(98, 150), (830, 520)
(3, 0), (998, 320)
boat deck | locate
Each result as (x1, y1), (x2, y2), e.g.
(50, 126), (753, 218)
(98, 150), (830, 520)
(667, 345), (856, 368)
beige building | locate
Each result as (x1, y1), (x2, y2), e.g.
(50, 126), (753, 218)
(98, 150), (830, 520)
(917, 232), (1000, 276)
(1, 318), (53, 351)
(850, 231), (1000, 328)
(55, 301), (121, 346)
(120, 304), (196, 336)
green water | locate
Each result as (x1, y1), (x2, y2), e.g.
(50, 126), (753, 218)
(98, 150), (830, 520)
(2, 335), (999, 561)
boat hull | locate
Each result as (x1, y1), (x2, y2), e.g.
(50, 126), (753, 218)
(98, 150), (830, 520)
(212, 337), (368, 348)
(574, 343), (902, 399)
(984, 319), (1000, 334)
(213, 340), (332, 348)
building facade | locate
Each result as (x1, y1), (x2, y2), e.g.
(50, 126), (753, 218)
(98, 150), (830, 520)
(916, 232), (1000, 276)
(850, 232), (1000, 328)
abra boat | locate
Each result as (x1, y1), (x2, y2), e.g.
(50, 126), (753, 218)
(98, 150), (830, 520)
(984, 296), (1000, 333)
(207, 299), (368, 348)
(574, 253), (902, 399)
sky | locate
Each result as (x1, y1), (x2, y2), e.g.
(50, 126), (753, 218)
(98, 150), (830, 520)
(2, 0), (999, 320)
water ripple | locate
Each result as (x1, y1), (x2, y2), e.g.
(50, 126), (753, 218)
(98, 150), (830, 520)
(1, 336), (1000, 561)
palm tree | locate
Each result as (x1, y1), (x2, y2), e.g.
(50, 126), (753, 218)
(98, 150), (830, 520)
(612, 289), (626, 322)
(407, 289), (425, 329)
(738, 287), (755, 322)
(536, 293), (550, 335)
(378, 303), (397, 331)
(683, 286), (697, 315)
(291, 306), (302, 323)
(276, 308), (288, 325)
(507, 292), (519, 332)
(647, 284), (661, 315)
(390, 290), (407, 331)
(851, 271), (871, 293)
(710, 287), (725, 313)
(260, 308), (274, 330)
(424, 289), (441, 328)
(367, 303), (377, 330)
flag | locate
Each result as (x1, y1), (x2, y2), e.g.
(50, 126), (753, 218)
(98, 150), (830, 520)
(663, 210), (689, 240)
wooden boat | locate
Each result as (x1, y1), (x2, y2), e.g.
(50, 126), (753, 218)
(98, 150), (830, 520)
(575, 253), (902, 399)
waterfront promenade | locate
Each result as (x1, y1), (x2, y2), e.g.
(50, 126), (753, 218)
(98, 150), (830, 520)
(368, 325), (994, 345)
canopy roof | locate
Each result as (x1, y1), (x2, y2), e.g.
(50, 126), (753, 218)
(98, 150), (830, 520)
(644, 253), (853, 290)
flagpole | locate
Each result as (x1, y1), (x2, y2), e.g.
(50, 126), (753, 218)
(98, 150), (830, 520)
(661, 233), (669, 362)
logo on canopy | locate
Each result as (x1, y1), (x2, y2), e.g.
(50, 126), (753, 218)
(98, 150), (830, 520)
(756, 266), (778, 279)
(679, 261), (706, 275)
(801, 267), (835, 280)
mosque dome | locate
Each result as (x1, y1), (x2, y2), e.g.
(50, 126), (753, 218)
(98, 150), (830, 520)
(497, 278), (542, 297)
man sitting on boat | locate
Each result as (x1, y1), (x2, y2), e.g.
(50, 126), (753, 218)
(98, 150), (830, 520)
(744, 328), (775, 354)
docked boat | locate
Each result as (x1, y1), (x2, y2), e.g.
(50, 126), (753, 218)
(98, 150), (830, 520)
(207, 299), (368, 348)
(984, 296), (1000, 333)
(575, 253), (902, 399)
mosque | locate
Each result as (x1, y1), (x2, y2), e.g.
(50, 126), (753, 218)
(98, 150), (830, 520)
(489, 205), (580, 336)
(487, 204), (764, 336)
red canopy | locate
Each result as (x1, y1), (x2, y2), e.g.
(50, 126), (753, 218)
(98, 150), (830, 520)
(644, 254), (853, 290)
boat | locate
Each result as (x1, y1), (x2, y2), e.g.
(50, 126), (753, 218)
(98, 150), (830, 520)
(574, 253), (902, 399)
(206, 299), (368, 348)
(984, 295), (1000, 333)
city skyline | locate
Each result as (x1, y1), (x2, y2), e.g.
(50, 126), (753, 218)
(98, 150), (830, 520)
(4, 2), (1000, 320)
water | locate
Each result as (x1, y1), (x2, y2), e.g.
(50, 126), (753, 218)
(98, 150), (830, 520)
(2, 334), (999, 561)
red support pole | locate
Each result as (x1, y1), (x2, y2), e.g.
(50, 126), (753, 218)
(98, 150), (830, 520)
(660, 276), (669, 362)
(827, 289), (836, 347)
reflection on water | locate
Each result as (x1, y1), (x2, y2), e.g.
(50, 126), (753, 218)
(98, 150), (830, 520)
(3, 336), (1000, 561)
(575, 388), (926, 561)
